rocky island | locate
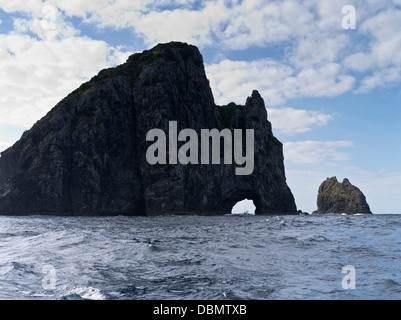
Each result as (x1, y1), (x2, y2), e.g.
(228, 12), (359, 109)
(0, 42), (297, 216)
(313, 177), (372, 214)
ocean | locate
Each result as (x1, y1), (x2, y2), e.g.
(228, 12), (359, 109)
(0, 214), (400, 300)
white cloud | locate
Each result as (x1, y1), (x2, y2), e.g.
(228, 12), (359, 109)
(206, 59), (355, 106)
(130, 7), (218, 47)
(357, 66), (401, 92)
(0, 0), (44, 15)
(343, 53), (373, 73)
(206, 58), (291, 106)
(344, 9), (401, 91)
(2, 0), (401, 99)
(0, 6), (131, 128)
(284, 140), (354, 164)
(289, 33), (350, 69)
(269, 108), (335, 135)
(0, 34), (130, 128)
(0, 0), (334, 51)
(360, 9), (401, 68)
(50, 0), (316, 49)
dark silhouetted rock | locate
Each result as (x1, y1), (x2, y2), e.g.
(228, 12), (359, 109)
(313, 177), (372, 214)
(0, 42), (297, 216)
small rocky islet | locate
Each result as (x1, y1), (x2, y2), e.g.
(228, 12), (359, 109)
(312, 177), (372, 215)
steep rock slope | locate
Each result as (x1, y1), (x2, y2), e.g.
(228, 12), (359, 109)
(0, 42), (297, 215)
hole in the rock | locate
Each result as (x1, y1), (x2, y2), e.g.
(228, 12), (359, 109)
(231, 199), (256, 215)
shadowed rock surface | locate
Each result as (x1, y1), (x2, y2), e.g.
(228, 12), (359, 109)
(0, 42), (297, 216)
(314, 177), (372, 214)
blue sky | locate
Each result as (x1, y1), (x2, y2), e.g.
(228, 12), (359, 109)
(0, 0), (400, 213)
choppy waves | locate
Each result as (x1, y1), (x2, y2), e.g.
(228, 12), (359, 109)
(0, 214), (401, 300)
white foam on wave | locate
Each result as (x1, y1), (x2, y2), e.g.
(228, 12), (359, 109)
(66, 286), (106, 300)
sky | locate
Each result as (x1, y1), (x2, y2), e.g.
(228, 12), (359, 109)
(0, 0), (400, 214)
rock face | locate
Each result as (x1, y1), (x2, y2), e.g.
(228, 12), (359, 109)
(314, 177), (372, 214)
(0, 42), (297, 216)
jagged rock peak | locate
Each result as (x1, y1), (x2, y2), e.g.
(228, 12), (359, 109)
(314, 177), (372, 215)
(0, 42), (297, 216)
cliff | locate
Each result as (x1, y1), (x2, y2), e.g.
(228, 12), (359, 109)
(314, 177), (372, 214)
(0, 42), (297, 216)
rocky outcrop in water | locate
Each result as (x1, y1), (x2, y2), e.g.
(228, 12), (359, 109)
(313, 177), (372, 214)
(0, 42), (297, 216)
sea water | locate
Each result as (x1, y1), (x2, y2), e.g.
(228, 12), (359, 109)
(0, 214), (400, 300)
